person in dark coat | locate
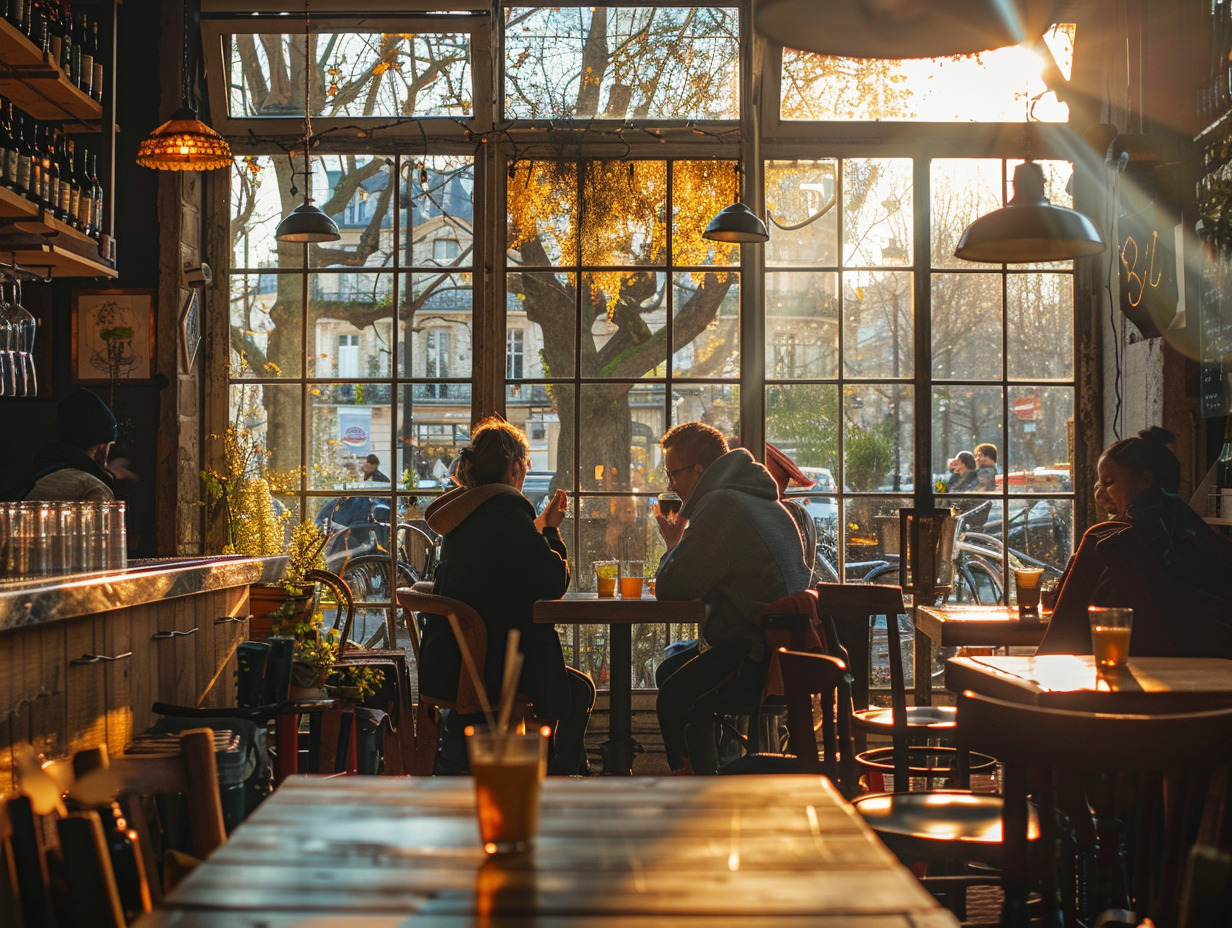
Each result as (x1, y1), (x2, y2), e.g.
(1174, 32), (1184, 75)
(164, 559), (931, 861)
(1037, 427), (1232, 658)
(423, 417), (595, 775)
(13, 388), (118, 502)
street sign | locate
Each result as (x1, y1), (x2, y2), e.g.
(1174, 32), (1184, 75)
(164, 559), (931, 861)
(1013, 395), (1041, 420)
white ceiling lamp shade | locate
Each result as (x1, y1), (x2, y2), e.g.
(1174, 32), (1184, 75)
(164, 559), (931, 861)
(754, 0), (1057, 59)
(954, 161), (1105, 263)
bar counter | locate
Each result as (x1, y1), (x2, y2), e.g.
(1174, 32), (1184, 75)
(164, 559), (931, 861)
(0, 555), (277, 790)
(0, 555), (279, 632)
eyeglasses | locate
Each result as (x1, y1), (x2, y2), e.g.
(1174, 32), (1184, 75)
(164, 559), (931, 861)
(665, 463), (697, 482)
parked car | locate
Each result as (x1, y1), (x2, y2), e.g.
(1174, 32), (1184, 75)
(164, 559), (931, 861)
(786, 466), (838, 528)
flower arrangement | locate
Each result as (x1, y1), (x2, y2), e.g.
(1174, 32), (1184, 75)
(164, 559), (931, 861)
(273, 606), (383, 700)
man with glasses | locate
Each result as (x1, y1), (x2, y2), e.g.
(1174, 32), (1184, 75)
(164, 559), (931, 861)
(652, 422), (810, 774)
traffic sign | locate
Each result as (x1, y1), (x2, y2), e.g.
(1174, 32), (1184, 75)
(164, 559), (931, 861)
(1013, 395), (1041, 420)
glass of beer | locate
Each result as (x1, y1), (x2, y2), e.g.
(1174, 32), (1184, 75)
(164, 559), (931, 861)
(656, 492), (682, 522)
(1014, 567), (1045, 616)
(594, 560), (618, 597)
(1089, 606), (1133, 673)
(620, 560), (644, 599)
(466, 726), (549, 854)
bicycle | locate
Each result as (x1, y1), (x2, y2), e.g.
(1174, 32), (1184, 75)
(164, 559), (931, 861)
(336, 522), (438, 649)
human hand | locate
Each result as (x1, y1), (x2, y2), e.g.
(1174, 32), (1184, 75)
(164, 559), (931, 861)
(106, 457), (140, 482)
(535, 488), (568, 531)
(655, 506), (687, 549)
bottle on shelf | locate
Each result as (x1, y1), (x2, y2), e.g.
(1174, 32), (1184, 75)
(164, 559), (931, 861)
(75, 142), (93, 233)
(14, 112), (33, 197)
(87, 148), (101, 239)
(0, 100), (13, 191)
(76, 10), (92, 98)
(90, 16), (103, 103)
(57, 133), (74, 223)
(1217, 418), (1232, 518)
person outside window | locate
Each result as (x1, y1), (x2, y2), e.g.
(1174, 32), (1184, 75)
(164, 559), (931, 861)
(948, 451), (979, 492)
(974, 442), (998, 491)
(423, 417), (595, 775)
(652, 422), (810, 775)
(362, 453), (389, 482)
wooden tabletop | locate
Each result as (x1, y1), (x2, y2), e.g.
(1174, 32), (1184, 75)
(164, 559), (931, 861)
(534, 592), (705, 625)
(136, 775), (957, 927)
(947, 655), (1232, 712)
(915, 604), (1049, 648)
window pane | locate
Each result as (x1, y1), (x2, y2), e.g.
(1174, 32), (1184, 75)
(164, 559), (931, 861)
(843, 496), (908, 580)
(582, 271), (669, 375)
(311, 155), (396, 270)
(766, 272), (839, 379)
(508, 161), (577, 268)
(1004, 498), (1073, 575)
(781, 29), (1073, 122)
(504, 7), (739, 120)
(404, 156), (475, 267)
(931, 272), (1003, 381)
(575, 494), (659, 576)
(672, 272), (739, 378)
(672, 161), (740, 268)
(932, 385), (1002, 487)
(230, 382), (303, 484)
(765, 159), (839, 267)
(400, 273), (473, 380)
(766, 383), (840, 476)
(1006, 386), (1072, 490)
(507, 271), (577, 379)
(228, 32), (472, 120)
(931, 159), (1002, 270)
(1008, 273), (1073, 380)
(843, 159), (913, 268)
(230, 272), (286, 379)
(578, 383), (667, 494)
(308, 273), (395, 379)
(844, 384), (912, 493)
(581, 161), (666, 266)
(843, 270), (912, 379)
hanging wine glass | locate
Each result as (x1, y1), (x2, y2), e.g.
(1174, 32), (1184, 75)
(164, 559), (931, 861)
(0, 276), (13, 398)
(10, 275), (36, 397)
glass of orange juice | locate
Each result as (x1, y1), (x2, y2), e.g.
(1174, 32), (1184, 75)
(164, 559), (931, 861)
(594, 560), (618, 597)
(466, 726), (549, 854)
(620, 560), (644, 599)
(1088, 606), (1133, 673)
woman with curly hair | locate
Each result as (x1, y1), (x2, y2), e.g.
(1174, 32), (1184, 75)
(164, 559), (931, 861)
(1037, 427), (1232, 657)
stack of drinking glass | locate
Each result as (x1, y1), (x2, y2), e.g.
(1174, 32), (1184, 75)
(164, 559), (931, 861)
(0, 500), (127, 577)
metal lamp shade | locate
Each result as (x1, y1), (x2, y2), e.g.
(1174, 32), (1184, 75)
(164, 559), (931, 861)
(275, 201), (341, 243)
(954, 162), (1105, 264)
(136, 107), (232, 171)
(754, 0), (1052, 59)
(702, 202), (769, 243)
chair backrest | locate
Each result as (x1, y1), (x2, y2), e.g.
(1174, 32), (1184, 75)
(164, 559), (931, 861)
(307, 568), (358, 651)
(778, 648), (860, 798)
(395, 586), (489, 715)
(957, 690), (1232, 927)
(758, 587), (827, 697)
(813, 582), (907, 710)
(780, 499), (819, 581)
(399, 523), (438, 581)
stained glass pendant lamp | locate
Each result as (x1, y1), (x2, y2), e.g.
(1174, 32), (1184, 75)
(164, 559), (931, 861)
(136, 0), (231, 170)
(754, 0), (1054, 59)
(954, 161), (1105, 263)
(275, 0), (339, 243)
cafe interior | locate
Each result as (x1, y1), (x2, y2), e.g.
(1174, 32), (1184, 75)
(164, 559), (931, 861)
(4, 0), (1232, 925)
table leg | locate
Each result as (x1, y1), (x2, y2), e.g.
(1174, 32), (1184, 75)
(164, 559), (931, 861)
(913, 623), (934, 706)
(275, 710), (300, 785)
(606, 623), (635, 776)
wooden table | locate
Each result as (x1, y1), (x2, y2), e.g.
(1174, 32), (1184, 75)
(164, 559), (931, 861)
(946, 654), (1232, 712)
(136, 774), (958, 927)
(912, 605), (1049, 704)
(534, 592), (704, 775)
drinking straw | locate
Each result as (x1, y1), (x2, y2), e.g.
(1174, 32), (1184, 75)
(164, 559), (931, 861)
(446, 612), (496, 730)
(497, 629), (522, 734)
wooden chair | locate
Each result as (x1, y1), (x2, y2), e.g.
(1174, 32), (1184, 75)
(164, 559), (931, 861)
(3, 728), (226, 928)
(957, 690), (1232, 928)
(814, 581), (989, 791)
(779, 648), (1014, 920)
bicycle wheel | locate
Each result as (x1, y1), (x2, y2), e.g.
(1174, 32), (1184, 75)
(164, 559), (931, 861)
(341, 554), (417, 649)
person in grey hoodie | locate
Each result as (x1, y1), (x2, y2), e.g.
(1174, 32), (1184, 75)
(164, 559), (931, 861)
(653, 422), (810, 774)
(423, 417), (595, 775)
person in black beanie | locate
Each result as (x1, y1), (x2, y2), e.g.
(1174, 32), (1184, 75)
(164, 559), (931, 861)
(20, 388), (119, 501)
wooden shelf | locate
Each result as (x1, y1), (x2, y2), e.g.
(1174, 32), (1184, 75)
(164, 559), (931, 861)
(0, 17), (103, 128)
(0, 209), (115, 278)
(0, 183), (38, 220)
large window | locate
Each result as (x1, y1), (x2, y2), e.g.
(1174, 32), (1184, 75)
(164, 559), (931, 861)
(214, 3), (1084, 688)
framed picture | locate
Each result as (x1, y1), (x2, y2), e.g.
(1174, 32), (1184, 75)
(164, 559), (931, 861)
(179, 289), (202, 371)
(72, 289), (156, 384)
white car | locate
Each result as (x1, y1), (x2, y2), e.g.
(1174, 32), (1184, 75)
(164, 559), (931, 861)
(787, 467), (837, 527)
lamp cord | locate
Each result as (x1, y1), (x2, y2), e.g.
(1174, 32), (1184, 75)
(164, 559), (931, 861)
(303, 0), (313, 200)
(181, 0), (191, 109)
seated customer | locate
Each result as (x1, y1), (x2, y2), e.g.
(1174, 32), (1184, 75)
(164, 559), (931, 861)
(1037, 427), (1232, 657)
(653, 423), (810, 774)
(423, 418), (595, 775)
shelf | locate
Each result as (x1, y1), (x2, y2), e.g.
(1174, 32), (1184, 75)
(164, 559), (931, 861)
(0, 183), (38, 220)
(0, 209), (115, 278)
(0, 17), (103, 128)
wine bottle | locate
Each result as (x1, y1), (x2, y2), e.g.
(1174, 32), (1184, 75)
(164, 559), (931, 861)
(1218, 418), (1232, 517)
(90, 18), (102, 103)
(14, 112), (32, 198)
(44, 125), (61, 219)
(58, 134), (74, 223)
(45, 0), (62, 70)
(87, 149), (100, 238)
(76, 11), (92, 97)
(0, 100), (12, 191)
(75, 142), (93, 232)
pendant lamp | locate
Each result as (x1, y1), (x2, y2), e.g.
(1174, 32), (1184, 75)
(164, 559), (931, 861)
(275, 0), (339, 243)
(754, 0), (1054, 59)
(703, 163), (768, 244)
(136, 0), (231, 170)
(954, 161), (1105, 264)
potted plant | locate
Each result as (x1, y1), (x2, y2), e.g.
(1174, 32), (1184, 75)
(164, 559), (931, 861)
(273, 607), (383, 700)
(203, 384), (330, 640)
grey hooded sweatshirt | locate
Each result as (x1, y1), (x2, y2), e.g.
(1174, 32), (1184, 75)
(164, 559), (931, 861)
(655, 448), (809, 660)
